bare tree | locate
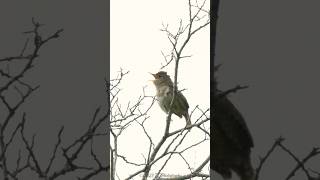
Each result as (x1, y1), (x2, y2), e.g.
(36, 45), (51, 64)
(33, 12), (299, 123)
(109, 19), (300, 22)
(254, 136), (320, 180)
(0, 19), (109, 180)
(109, 0), (210, 179)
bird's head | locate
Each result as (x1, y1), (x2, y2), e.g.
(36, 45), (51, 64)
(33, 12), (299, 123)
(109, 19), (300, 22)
(150, 71), (173, 88)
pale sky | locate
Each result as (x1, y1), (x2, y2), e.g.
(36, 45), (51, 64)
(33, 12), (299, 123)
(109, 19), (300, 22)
(110, 0), (210, 179)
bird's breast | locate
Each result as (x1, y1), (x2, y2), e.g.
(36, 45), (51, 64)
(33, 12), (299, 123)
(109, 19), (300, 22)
(156, 85), (172, 113)
(156, 85), (171, 97)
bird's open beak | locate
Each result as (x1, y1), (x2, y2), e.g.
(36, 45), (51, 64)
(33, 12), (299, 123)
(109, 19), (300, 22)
(149, 72), (156, 78)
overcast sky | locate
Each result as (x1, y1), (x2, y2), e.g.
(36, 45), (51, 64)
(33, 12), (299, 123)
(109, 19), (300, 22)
(111, 0), (210, 179)
(215, 0), (320, 179)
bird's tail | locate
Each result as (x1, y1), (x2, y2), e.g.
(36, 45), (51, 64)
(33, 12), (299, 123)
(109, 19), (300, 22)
(183, 112), (191, 126)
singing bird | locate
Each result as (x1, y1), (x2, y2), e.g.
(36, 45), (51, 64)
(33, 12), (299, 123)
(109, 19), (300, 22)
(150, 71), (191, 126)
(213, 73), (255, 180)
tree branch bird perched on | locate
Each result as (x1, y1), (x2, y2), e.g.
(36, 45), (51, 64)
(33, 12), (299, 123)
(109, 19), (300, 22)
(213, 67), (255, 180)
(150, 71), (191, 127)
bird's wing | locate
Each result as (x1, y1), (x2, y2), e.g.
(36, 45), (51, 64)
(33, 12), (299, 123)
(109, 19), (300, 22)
(162, 89), (189, 118)
(214, 95), (254, 153)
(176, 91), (189, 109)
